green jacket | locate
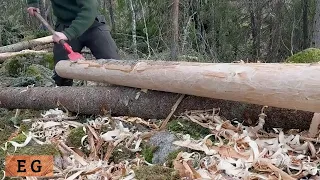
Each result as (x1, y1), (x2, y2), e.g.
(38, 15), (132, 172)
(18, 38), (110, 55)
(27, 0), (99, 40)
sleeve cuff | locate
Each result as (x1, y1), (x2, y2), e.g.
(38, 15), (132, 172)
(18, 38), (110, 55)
(62, 28), (77, 41)
(28, 2), (39, 8)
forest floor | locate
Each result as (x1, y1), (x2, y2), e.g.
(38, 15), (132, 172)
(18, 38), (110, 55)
(0, 49), (319, 180)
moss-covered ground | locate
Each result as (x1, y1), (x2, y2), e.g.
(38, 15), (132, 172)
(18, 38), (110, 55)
(167, 118), (211, 140)
(286, 48), (320, 63)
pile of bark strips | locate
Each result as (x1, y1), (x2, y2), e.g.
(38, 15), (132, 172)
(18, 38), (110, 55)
(0, 106), (319, 180)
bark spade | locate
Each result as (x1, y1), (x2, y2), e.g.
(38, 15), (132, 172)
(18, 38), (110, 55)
(0, 36), (53, 53)
(0, 86), (313, 130)
(55, 59), (320, 113)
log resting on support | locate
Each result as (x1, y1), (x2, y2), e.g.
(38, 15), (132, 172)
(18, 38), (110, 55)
(0, 86), (313, 130)
(0, 50), (48, 63)
(55, 59), (320, 113)
(0, 36), (53, 53)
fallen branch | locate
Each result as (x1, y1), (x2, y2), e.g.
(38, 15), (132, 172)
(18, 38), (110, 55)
(0, 50), (49, 63)
(0, 36), (53, 53)
(159, 94), (185, 130)
(0, 86), (315, 130)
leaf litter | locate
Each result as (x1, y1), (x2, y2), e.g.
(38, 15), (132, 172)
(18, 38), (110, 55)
(0, 105), (319, 180)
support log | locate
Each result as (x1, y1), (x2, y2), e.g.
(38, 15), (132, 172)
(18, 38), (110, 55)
(0, 50), (48, 63)
(0, 36), (53, 53)
(55, 59), (320, 113)
(0, 86), (314, 130)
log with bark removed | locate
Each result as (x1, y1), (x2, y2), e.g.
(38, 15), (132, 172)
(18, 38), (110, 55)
(0, 50), (48, 63)
(0, 86), (313, 130)
(0, 36), (53, 53)
(55, 59), (320, 113)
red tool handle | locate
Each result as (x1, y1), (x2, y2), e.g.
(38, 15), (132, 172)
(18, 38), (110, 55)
(35, 12), (76, 54)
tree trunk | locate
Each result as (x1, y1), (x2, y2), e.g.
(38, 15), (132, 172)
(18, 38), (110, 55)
(249, 0), (262, 60)
(170, 0), (180, 60)
(128, 0), (137, 57)
(312, 0), (320, 47)
(0, 36), (53, 53)
(302, 0), (309, 49)
(107, 0), (116, 32)
(55, 59), (320, 113)
(0, 86), (313, 130)
(0, 50), (48, 63)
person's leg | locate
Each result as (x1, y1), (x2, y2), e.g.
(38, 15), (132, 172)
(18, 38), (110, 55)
(82, 24), (120, 60)
(52, 24), (84, 86)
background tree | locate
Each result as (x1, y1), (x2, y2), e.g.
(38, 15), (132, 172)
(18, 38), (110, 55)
(0, 0), (317, 62)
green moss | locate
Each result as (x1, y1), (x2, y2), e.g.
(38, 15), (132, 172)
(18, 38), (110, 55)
(13, 144), (60, 156)
(0, 110), (16, 145)
(286, 48), (320, 63)
(165, 150), (181, 168)
(168, 118), (211, 139)
(5, 58), (23, 77)
(10, 133), (27, 144)
(134, 165), (180, 180)
(110, 145), (135, 164)
(0, 142), (60, 176)
(43, 53), (54, 70)
(25, 64), (43, 81)
(141, 142), (158, 163)
(66, 127), (86, 148)
(19, 121), (32, 133)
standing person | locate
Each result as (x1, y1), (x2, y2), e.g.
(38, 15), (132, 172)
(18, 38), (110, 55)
(27, 0), (120, 86)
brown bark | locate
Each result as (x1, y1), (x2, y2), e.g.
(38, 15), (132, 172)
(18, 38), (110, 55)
(0, 50), (48, 63)
(56, 59), (320, 113)
(0, 36), (53, 53)
(0, 86), (313, 130)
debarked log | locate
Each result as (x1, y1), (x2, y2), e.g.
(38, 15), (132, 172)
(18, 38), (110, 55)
(0, 86), (313, 130)
(55, 59), (320, 113)
(0, 50), (49, 63)
(0, 36), (53, 53)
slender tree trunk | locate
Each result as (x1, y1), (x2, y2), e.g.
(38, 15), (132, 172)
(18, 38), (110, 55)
(302, 0), (309, 49)
(170, 0), (180, 60)
(312, 0), (320, 47)
(107, 0), (116, 32)
(129, 0), (137, 57)
(249, 0), (262, 60)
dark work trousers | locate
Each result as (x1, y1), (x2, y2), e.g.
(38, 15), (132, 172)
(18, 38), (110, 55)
(52, 21), (120, 86)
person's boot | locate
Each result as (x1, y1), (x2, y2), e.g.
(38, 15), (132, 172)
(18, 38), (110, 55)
(52, 74), (73, 86)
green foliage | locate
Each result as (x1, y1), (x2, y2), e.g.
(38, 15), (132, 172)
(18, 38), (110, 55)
(286, 48), (320, 63)
(0, 0), (318, 63)
(43, 53), (54, 70)
(26, 64), (43, 81)
(5, 58), (23, 77)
